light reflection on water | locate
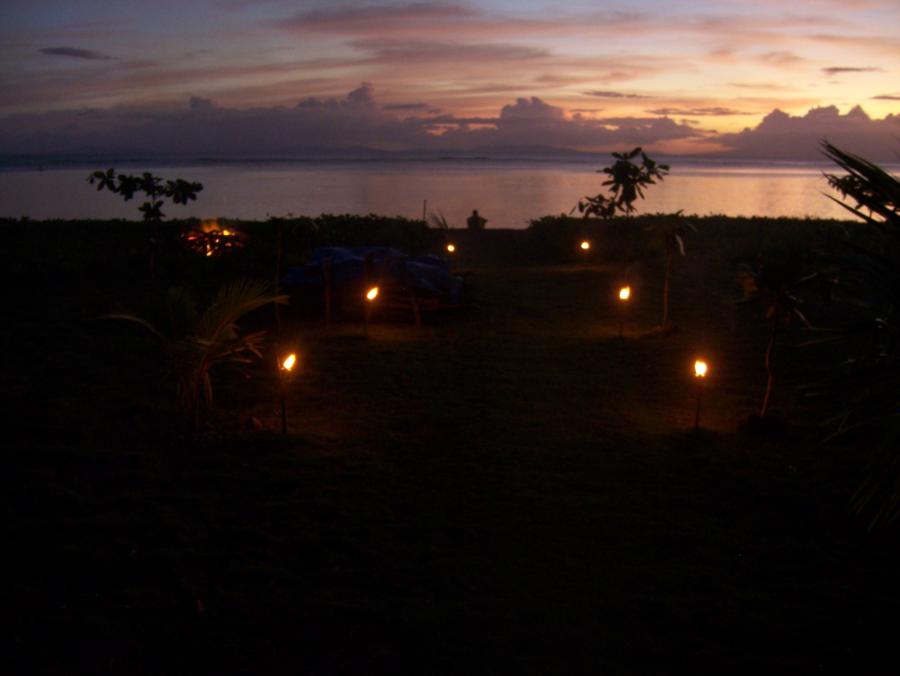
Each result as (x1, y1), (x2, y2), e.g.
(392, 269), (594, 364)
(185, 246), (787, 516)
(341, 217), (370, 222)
(0, 161), (881, 226)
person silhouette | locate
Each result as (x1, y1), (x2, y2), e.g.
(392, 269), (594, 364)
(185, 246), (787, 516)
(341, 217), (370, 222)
(467, 209), (487, 230)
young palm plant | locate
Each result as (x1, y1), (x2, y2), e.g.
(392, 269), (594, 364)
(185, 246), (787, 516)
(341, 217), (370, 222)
(737, 262), (815, 418)
(107, 280), (288, 432)
(645, 212), (696, 327)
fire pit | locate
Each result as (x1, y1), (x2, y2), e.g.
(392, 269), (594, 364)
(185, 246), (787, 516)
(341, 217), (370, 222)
(180, 220), (246, 257)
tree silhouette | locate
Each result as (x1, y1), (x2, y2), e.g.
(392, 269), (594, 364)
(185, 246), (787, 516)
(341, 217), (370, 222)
(88, 169), (203, 274)
(576, 147), (669, 219)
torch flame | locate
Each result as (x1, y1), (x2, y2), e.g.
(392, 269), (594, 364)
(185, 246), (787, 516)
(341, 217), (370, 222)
(694, 359), (708, 378)
(282, 353), (297, 372)
(446, 243), (456, 253)
(618, 285), (631, 301)
(366, 286), (379, 301)
(580, 240), (591, 251)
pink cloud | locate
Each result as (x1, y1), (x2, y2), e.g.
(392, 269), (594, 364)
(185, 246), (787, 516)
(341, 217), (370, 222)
(716, 105), (900, 159)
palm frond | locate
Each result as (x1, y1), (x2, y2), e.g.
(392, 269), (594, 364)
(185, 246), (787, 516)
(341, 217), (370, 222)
(104, 313), (168, 344)
(428, 211), (450, 231)
(822, 141), (900, 230)
(197, 279), (287, 345)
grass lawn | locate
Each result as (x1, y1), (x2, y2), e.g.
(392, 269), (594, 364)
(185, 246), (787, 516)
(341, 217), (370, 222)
(7, 216), (899, 674)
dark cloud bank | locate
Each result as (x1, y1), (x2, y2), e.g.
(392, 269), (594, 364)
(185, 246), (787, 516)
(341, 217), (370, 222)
(38, 47), (114, 61)
(0, 84), (897, 161)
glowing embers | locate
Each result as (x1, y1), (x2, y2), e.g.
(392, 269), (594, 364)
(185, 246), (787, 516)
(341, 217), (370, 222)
(181, 220), (246, 257)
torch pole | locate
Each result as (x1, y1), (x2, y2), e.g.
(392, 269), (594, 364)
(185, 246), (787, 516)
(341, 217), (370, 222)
(364, 254), (373, 336)
(280, 381), (288, 434)
(694, 381), (703, 430)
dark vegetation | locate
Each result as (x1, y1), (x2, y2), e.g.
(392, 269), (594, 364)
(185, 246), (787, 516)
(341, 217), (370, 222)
(6, 205), (899, 671)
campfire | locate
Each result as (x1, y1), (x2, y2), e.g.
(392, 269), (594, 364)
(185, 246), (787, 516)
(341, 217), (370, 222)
(181, 220), (246, 257)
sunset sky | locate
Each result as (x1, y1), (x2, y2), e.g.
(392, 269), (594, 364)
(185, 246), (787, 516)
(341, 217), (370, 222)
(1, 0), (898, 158)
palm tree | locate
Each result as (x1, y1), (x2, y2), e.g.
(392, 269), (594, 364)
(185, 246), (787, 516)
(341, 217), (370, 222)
(645, 212), (696, 327)
(108, 280), (288, 431)
(817, 141), (900, 526)
(737, 262), (814, 418)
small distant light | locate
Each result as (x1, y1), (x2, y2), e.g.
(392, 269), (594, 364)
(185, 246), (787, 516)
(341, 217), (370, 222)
(446, 243), (456, 253)
(580, 240), (591, 251)
(694, 359), (708, 379)
(366, 286), (379, 301)
(618, 285), (631, 301)
(282, 353), (297, 372)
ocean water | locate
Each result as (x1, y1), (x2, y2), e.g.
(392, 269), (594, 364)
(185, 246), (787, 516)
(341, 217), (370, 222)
(0, 159), (885, 226)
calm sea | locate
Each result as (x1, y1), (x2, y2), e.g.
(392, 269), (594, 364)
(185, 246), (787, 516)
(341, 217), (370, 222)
(0, 158), (888, 226)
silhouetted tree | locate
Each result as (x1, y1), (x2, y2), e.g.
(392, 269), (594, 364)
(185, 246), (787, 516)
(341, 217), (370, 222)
(576, 147), (669, 219)
(88, 169), (203, 273)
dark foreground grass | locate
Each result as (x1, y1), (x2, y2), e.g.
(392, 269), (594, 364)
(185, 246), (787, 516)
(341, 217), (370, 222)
(6, 216), (899, 674)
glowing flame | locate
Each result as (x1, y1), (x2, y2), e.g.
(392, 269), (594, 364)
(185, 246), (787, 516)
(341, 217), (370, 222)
(366, 286), (379, 301)
(580, 240), (591, 251)
(182, 220), (245, 258)
(694, 359), (708, 378)
(446, 243), (456, 253)
(282, 353), (297, 372)
(618, 286), (631, 301)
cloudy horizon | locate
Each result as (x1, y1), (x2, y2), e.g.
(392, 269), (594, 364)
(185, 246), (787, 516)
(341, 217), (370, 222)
(1, 0), (898, 160)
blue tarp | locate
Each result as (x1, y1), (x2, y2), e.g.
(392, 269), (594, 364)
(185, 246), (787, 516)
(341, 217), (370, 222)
(283, 247), (463, 306)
